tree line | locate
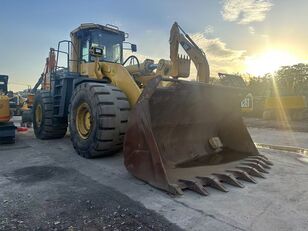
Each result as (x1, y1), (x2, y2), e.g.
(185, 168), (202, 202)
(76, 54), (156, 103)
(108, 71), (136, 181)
(244, 63), (308, 97)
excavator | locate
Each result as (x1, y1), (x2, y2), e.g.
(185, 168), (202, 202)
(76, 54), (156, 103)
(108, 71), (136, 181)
(32, 22), (272, 196)
(0, 75), (16, 143)
(218, 73), (254, 114)
(9, 93), (27, 116)
(20, 77), (43, 127)
(20, 93), (34, 127)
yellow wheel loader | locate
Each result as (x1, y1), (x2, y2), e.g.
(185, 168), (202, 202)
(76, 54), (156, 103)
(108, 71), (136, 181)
(32, 22), (272, 196)
(0, 75), (16, 143)
(263, 88), (308, 121)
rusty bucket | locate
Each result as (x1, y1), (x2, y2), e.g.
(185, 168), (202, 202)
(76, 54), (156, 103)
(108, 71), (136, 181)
(124, 76), (272, 196)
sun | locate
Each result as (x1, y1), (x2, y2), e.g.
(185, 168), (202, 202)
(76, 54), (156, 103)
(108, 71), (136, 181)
(245, 50), (299, 76)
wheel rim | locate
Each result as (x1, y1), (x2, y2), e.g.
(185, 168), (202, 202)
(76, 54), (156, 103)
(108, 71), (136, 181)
(76, 102), (92, 139)
(35, 104), (42, 127)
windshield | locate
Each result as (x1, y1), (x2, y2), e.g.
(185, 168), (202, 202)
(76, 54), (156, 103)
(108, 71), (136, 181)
(81, 29), (124, 64)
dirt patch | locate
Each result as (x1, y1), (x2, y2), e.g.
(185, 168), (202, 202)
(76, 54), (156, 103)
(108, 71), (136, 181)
(5, 165), (68, 183)
(0, 145), (31, 152)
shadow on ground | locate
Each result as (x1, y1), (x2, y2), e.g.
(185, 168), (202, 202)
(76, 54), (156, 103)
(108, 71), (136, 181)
(0, 164), (181, 231)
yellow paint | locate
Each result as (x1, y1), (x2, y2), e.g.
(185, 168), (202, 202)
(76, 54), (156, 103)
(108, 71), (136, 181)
(264, 96), (307, 110)
(27, 94), (34, 107)
(80, 62), (141, 106)
(21, 104), (29, 111)
(76, 102), (91, 139)
(35, 104), (42, 127)
(0, 95), (10, 122)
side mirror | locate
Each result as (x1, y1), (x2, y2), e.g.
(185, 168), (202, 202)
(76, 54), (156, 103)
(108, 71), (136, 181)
(131, 44), (137, 52)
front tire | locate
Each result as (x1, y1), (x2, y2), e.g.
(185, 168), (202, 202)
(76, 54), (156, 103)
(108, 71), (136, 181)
(69, 82), (130, 158)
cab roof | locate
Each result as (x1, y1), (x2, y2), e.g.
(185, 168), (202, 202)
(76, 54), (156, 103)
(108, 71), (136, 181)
(70, 23), (126, 37)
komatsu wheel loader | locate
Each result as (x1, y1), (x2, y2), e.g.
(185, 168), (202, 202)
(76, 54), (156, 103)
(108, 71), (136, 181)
(0, 75), (16, 143)
(32, 22), (272, 196)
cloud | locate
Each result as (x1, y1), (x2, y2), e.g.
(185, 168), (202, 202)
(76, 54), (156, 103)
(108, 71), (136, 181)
(248, 26), (255, 34)
(123, 50), (160, 63)
(204, 25), (214, 34)
(221, 0), (273, 24)
(123, 32), (247, 79)
(190, 32), (246, 76)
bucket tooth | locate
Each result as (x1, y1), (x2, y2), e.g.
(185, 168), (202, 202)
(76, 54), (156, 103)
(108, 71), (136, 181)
(197, 176), (228, 192)
(259, 160), (271, 169)
(226, 169), (257, 183)
(242, 162), (269, 173)
(179, 179), (209, 196)
(213, 173), (244, 188)
(249, 155), (273, 166)
(246, 158), (271, 169)
(247, 159), (271, 169)
(237, 166), (265, 178)
(168, 184), (184, 195)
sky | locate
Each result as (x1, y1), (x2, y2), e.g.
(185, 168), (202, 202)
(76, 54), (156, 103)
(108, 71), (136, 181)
(0, 0), (307, 91)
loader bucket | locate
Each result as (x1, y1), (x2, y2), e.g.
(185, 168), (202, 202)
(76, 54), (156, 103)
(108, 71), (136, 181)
(124, 76), (272, 196)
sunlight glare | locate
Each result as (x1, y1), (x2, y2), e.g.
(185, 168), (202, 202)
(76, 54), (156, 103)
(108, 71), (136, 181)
(245, 50), (299, 76)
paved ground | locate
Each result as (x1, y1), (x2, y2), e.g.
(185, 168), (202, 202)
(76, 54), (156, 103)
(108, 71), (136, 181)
(0, 117), (307, 230)
(245, 117), (308, 133)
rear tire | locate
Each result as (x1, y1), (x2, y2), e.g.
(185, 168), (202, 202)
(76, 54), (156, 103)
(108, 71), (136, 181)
(22, 110), (32, 123)
(21, 110), (33, 128)
(33, 91), (67, 139)
(69, 82), (130, 158)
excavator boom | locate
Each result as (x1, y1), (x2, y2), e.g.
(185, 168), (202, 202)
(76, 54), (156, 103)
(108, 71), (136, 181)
(169, 22), (210, 83)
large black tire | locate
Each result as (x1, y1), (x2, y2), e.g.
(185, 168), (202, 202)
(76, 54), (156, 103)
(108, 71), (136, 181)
(22, 110), (32, 123)
(0, 122), (15, 144)
(33, 91), (67, 139)
(69, 82), (130, 158)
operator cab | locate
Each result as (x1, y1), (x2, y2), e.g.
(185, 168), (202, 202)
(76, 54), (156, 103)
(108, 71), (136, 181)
(0, 75), (8, 94)
(71, 23), (136, 65)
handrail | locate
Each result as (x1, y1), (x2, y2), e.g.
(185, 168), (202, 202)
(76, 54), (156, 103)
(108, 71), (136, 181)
(55, 40), (79, 72)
